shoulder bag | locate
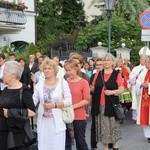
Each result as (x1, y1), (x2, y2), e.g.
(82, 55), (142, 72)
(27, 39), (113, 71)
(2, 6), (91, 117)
(61, 79), (74, 124)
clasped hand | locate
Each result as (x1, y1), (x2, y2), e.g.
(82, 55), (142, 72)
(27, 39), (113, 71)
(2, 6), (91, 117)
(3, 108), (35, 118)
(104, 90), (113, 96)
(43, 102), (54, 110)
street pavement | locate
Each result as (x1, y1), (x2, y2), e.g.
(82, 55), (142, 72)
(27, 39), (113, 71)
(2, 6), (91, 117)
(73, 111), (150, 150)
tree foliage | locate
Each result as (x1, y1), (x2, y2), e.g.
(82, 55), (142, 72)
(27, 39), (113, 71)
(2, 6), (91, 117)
(36, 0), (86, 52)
(76, 16), (141, 49)
(35, 0), (149, 64)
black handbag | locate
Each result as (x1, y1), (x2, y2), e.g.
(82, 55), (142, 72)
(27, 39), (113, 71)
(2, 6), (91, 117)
(112, 103), (125, 120)
(100, 71), (125, 120)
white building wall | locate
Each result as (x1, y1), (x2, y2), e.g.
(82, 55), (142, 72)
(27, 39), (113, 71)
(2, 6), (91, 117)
(82, 0), (102, 22)
(8, 13), (36, 44)
(24, 0), (35, 12)
(115, 48), (131, 60)
(0, 0), (36, 47)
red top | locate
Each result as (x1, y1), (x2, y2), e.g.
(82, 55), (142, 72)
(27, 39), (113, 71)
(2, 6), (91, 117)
(100, 72), (123, 105)
(67, 78), (90, 120)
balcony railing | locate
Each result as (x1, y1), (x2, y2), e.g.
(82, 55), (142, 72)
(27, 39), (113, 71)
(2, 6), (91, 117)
(0, 8), (27, 25)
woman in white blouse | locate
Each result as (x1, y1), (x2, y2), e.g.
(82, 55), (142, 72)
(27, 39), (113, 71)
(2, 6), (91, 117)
(33, 58), (72, 150)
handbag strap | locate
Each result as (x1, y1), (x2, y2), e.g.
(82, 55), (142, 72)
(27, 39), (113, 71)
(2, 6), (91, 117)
(19, 86), (23, 115)
(100, 71), (115, 106)
(20, 85), (35, 130)
(61, 79), (64, 98)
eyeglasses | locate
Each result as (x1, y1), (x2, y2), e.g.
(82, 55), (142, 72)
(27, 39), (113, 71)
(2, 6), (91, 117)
(96, 64), (103, 66)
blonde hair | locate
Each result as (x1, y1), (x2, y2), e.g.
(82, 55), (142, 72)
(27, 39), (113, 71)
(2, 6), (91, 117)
(69, 53), (85, 65)
(115, 57), (123, 67)
(64, 59), (80, 75)
(29, 54), (35, 59)
(41, 58), (58, 76)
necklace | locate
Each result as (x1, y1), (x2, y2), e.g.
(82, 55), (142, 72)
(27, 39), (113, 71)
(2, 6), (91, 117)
(45, 78), (58, 86)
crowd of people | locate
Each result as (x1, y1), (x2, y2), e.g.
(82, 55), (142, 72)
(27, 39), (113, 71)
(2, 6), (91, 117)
(0, 49), (149, 150)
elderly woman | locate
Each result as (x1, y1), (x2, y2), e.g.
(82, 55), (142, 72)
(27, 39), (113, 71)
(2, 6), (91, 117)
(92, 53), (124, 150)
(0, 61), (36, 150)
(64, 60), (90, 150)
(33, 58), (72, 150)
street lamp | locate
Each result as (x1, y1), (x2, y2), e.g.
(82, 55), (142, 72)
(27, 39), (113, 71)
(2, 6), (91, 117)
(105, 0), (115, 53)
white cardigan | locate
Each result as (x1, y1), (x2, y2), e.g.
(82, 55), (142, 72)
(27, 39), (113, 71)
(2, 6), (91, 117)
(33, 78), (72, 133)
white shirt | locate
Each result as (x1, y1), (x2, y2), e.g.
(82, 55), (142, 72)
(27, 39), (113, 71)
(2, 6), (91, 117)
(0, 64), (7, 90)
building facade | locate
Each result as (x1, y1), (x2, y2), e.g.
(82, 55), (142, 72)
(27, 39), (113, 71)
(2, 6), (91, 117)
(82, 0), (102, 22)
(0, 0), (36, 51)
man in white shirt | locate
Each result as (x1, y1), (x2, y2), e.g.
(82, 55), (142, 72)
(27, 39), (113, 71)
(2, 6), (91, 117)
(0, 53), (7, 95)
(52, 56), (65, 79)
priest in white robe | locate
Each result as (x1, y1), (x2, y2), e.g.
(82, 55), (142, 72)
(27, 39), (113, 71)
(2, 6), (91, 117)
(136, 56), (150, 143)
(129, 56), (146, 122)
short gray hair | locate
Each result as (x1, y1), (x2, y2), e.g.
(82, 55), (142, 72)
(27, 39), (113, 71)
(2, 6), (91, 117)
(4, 61), (24, 80)
(103, 53), (116, 68)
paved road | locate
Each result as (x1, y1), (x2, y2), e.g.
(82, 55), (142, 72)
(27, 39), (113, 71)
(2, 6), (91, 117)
(73, 111), (150, 150)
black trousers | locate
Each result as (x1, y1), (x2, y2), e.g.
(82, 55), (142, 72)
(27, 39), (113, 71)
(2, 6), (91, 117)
(74, 120), (88, 150)
(0, 130), (8, 150)
(65, 120), (88, 150)
(90, 113), (97, 149)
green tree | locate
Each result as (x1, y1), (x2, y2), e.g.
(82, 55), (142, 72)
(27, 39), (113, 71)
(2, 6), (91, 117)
(76, 16), (139, 50)
(36, 0), (86, 52)
(76, 16), (143, 64)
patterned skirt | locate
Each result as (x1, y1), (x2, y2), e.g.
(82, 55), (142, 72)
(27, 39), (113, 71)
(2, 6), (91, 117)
(95, 105), (121, 144)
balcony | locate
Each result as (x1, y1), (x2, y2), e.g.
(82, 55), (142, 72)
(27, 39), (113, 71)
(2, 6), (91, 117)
(0, 8), (27, 25)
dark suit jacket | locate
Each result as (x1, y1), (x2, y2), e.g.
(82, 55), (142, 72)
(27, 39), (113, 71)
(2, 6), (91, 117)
(20, 64), (31, 86)
(28, 62), (38, 74)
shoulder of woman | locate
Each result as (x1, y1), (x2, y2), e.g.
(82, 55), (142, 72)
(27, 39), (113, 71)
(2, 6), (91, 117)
(36, 80), (44, 86)
(80, 78), (89, 84)
(59, 78), (68, 86)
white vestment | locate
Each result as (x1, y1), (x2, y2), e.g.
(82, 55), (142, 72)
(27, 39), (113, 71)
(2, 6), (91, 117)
(136, 68), (150, 138)
(129, 64), (145, 110)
